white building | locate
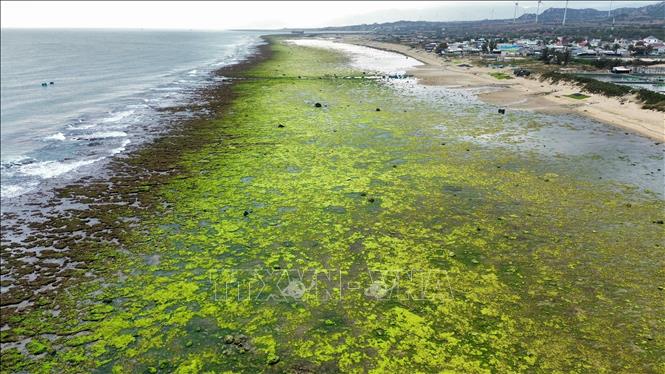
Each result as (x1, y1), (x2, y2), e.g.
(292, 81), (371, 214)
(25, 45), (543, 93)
(644, 36), (662, 45)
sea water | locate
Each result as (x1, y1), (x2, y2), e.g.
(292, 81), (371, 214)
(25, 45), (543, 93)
(1, 29), (265, 200)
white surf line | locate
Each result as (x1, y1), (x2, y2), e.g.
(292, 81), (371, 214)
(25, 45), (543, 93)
(286, 39), (423, 75)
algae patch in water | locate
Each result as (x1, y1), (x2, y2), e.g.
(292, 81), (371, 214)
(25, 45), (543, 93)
(1, 37), (664, 373)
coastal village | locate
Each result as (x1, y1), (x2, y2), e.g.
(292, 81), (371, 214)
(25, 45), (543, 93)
(352, 31), (665, 104)
(418, 35), (665, 59)
(370, 32), (665, 63)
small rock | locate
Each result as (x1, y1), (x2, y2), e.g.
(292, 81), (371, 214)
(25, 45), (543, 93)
(653, 220), (664, 224)
(277, 124), (285, 128)
(243, 210), (250, 217)
(367, 197), (375, 203)
(224, 335), (234, 344)
(314, 102), (322, 108)
(376, 108), (381, 112)
(267, 355), (280, 365)
(498, 108), (506, 114)
(235, 334), (248, 344)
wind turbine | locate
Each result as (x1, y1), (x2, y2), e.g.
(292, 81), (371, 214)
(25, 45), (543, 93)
(562, 0), (568, 26)
(535, 0), (542, 24)
(513, 2), (519, 23)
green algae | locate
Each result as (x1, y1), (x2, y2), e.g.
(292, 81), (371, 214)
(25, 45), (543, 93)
(1, 37), (664, 373)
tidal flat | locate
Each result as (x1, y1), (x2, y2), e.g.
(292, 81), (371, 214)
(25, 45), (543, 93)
(1, 36), (664, 373)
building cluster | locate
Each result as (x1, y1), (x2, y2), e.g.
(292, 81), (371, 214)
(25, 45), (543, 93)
(383, 34), (665, 58)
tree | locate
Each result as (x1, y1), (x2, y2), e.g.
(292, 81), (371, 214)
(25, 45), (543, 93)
(561, 48), (572, 65)
(630, 41), (649, 56)
(612, 43), (620, 52)
(552, 48), (572, 65)
(481, 42), (489, 54)
(434, 42), (448, 54)
(488, 39), (497, 53)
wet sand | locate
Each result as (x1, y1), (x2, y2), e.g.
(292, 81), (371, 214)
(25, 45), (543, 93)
(343, 37), (664, 141)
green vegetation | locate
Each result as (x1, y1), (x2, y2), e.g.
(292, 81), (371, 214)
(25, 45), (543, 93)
(572, 58), (662, 70)
(489, 72), (513, 80)
(539, 48), (571, 66)
(540, 71), (631, 96)
(540, 71), (665, 111)
(1, 37), (664, 373)
(635, 88), (665, 112)
(565, 93), (590, 100)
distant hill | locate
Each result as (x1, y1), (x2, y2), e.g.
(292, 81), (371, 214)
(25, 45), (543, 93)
(518, 2), (665, 23)
(315, 1), (665, 36)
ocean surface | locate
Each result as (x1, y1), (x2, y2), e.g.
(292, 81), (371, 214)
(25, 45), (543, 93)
(1, 29), (265, 201)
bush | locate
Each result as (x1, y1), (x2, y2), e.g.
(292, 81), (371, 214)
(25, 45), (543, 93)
(635, 89), (665, 112)
(540, 72), (665, 112)
(540, 71), (631, 96)
(572, 58), (662, 69)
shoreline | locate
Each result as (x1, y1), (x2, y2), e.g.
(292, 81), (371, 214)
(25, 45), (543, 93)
(2, 35), (664, 372)
(342, 36), (664, 141)
(0, 39), (272, 311)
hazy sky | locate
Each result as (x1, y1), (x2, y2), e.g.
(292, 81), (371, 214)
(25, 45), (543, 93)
(1, 1), (658, 30)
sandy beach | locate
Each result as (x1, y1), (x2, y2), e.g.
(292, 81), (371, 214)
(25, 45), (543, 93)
(343, 37), (665, 141)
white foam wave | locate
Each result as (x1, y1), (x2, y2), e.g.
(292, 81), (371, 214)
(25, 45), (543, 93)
(2, 155), (31, 165)
(44, 132), (66, 141)
(1, 183), (36, 198)
(110, 139), (131, 154)
(101, 110), (134, 123)
(81, 131), (128, 139)
(287, 39), (423, 74)
(67, 123), (97, 130)
(18, 158), (104, 179)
